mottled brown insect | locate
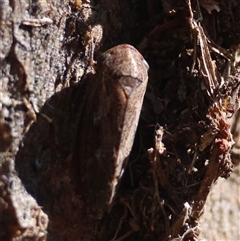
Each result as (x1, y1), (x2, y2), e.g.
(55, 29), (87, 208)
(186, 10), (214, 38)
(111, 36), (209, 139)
(73, 44), (149, 218)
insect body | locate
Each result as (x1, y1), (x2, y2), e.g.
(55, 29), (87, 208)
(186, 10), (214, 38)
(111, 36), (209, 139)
(73, 44), (149, 218)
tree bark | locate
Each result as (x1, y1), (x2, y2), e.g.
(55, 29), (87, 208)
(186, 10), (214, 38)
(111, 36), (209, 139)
(0, 0), (239, 240)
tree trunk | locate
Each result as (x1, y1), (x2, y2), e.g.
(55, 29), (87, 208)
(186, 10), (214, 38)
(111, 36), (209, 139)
(0, 0), (239, 240)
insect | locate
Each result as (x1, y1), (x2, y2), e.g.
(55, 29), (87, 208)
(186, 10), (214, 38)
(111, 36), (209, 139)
(72, 44), (149, 218)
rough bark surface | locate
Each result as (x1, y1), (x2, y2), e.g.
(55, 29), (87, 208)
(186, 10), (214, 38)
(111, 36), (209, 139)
(0, 0), (239, 240)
